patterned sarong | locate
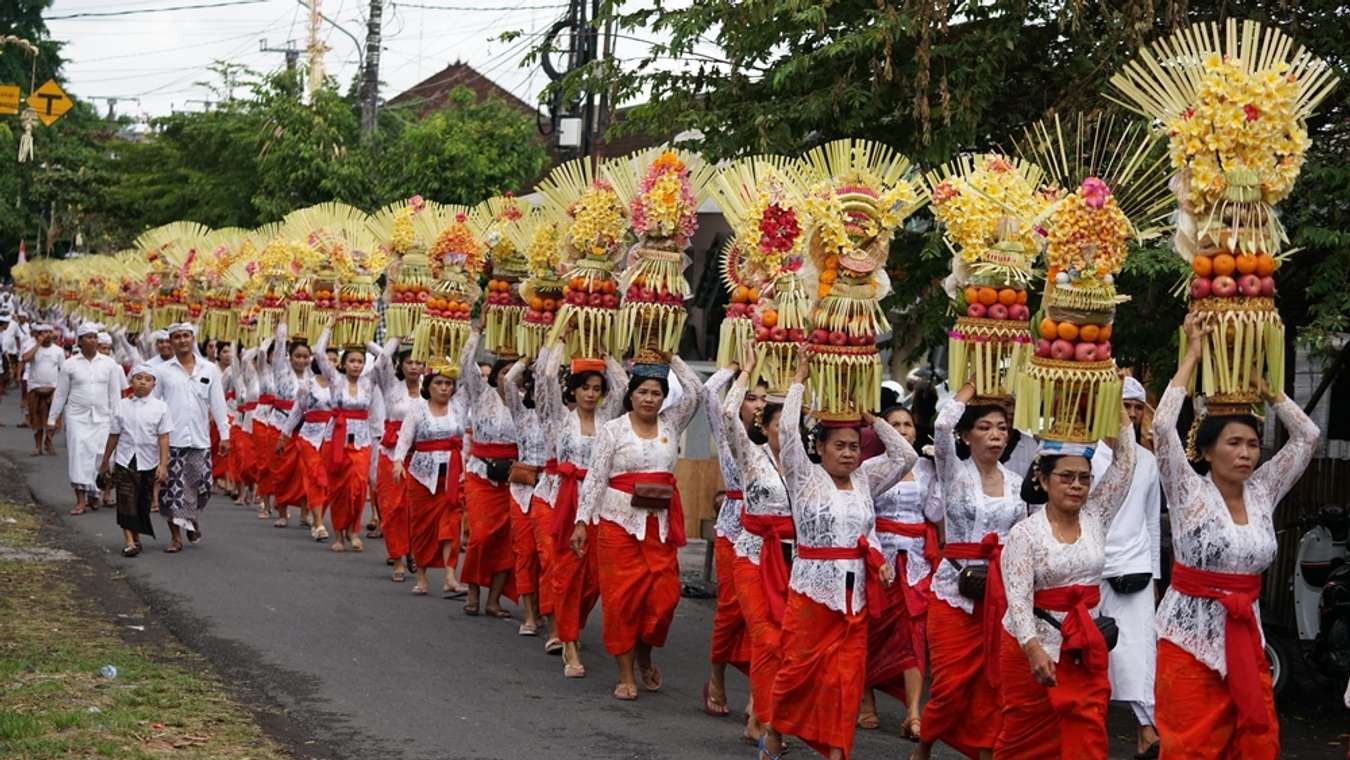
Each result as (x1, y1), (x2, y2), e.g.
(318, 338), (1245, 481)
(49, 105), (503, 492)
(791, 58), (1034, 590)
(159, 446), (212, 529)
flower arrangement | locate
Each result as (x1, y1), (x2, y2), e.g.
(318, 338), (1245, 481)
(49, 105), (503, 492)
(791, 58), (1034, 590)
(629, 151), (699, 246)
(1044, 178), (1131, 289)
(928, 155), (1046, 274)
(429, 212), (484, 276)
(475, 195), (531, 356)
(566, 180), (628, 260)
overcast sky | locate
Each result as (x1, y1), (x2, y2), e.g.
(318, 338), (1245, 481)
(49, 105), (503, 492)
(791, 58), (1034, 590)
(46, 0), (578, 119)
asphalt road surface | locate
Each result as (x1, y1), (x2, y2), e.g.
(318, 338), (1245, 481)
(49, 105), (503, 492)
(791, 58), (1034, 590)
(13, 418), (1298, 760)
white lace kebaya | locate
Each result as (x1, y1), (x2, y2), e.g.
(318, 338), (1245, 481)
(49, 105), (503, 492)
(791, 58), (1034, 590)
(873, 458), (936, 586)
(1152, 385), (1318, 676)
(536, 343), (627, 475)
(313, 328), (375, 451)
(704, 367), (745, 543)
(504, 352), (551, 514)
(778, 383), (917, 614)
(456, 332), (519, 485)
(1000, 423), (1136, 663)
(370, 337), (420, 461)
(722, 381), (790, 563)
(391, 395), (468, 495)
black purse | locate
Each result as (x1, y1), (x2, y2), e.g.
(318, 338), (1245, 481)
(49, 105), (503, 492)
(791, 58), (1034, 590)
(484, 458), (515, 483)
(1106, 572), (1153, 595)
(950, 560), (988, 600)
(1033, 608), (1119, 653)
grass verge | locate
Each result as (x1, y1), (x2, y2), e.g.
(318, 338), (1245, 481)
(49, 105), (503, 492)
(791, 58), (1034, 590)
(0, 499), (290, 759)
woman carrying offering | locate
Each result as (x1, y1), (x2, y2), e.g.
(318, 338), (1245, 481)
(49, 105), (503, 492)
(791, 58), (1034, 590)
(252, 336), (280, 520)
(768, 356), (917, 760)
(370, 337), (427, 583)
(571, 351), (701, 700)
(392, 359), (469, 596)
(267, 323), (314, 531)
(276, 323), (332, 540)
(538, 336), (626, 678)
(914, 383), (1024, 760)
(457, 330), (519, 618)
(994, 411), (1136, 757)
(504, 353), (549, 637)
(227, 341), (261, 511)
(1151, 314), (1318, 759)
(313, 323), (375, 553)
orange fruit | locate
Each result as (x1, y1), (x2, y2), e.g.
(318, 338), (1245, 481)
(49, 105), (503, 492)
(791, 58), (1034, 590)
(824, 255), (840, 270)
(1017, 290), (1028, 305)
(1211, 254), (1236, 277)
(817, 284), (831, 299)
(1078, 324), (1100, 343)
(997, 288), (1018, 306)
(570, 276), (585, 291)
(1234, 254), (1258, 276)
(1254, 254), (1276, 277)
(1039, 318), (1058, 340)
(1192, 256), (1213, 278)
(977, 287), (998, 306)
(543, 299), (557, 312)
(732, 285), (751, 304)
(1099, 323), (1112, 341)
(602, 280), (616, 294)
(1056, 321), (1080, 342)
(820, 270), (838, 285)
(530, 296), (544, 310)
(748, 288), (760, 303)
(761, 309), (778, 328)
(963, 286), (980, 305)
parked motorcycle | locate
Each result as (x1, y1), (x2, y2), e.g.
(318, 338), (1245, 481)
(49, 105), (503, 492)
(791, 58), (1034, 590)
(1275, 504), (1350, 697)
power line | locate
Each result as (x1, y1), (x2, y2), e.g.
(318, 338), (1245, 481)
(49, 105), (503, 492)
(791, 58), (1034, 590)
(48, 0), (269, 19)
(393, 2), (567, 10)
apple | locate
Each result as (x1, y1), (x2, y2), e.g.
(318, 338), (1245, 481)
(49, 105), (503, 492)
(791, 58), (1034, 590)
(1259, 276), (1275, 297)
(966, 303), (987, 318)
(987, 303), (1009, 321)
(587, 294), (604, 307)
(726, 303), (742, 318)
(543, 312), (555, 324)
(639, 287), (655, 301)
(754, 326), (771, 342)
(770, 326), (788, 342)
(602, 294), (619, 309)
(1190, 277), (1212, 299)
(787, 328), (805, 342)
(1035, 339), (1053, 358)
(1050, 339), (1075, 360)
(1074, 342), (1098, 363)
(828, 330), (848, 346)
(1238, 274), (1262, 298)
(1009, 304), (1030, 321)
(1095, 341), (1111, 360)
(810, 328), (829, 344)
(1211, 275), (1237, 298)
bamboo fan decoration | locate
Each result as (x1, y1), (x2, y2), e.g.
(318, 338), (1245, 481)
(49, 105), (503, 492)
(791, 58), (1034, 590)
(606, 147), (714, 364)
(1107, 19), (1338, 410)
(798, 139), (927, 421)
(113, 250), (149, 332)
(198, 228), (248, 343)
(282, 203), (372, 345)
(537, 157), (629, 362)
(252, 223), (294, 343)
(411, 206), (482, 371)
(135, 221), (211, 331)
(474, 195), (531, 357)
(369, 196), (434, 341)
(507, 207), (564, 360)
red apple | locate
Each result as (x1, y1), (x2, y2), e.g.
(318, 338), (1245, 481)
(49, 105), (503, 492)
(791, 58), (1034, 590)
(810, 328), (829, 344)
(787, 328), (805, 342)
(966, 303), (987, 318)
(1095, 341), (1111, 359)
(754, 326), (771, 342)
(602, 294), (619, 309)
(1050, 339), (1075, 360)
(1035, 339), (1053, 358)
(1259, 276), (1275, 297)
(543, 311), (555, 324)
(1211, 275), (1237, 298)
(828, 330), (847, 346)
(1189, 277), (1212, 299)
(639, 287), (655, 301)
(1238, 274), (1262, 298)
(1074, 342), (1098, 362)
(987, 303), (1009, 321)
(588, 293), (604, 307)
(770, 326), (788, 342)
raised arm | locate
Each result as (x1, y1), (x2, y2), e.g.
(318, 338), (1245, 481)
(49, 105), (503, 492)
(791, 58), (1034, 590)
(312, 326), (339, 386)
(778, 382), (812, 500)
(599, 355), (628, 422)
(1253, 391), (1320, 511)
(702, 366), (735, 450)
(721, 376), (757, 470)
(372, 336), (400, 397)
(503, 359), (529, 425)
(114, 328), (143, 366)
(934, 393), (967, 493)
(535, 343), (564, 427)
(457, 330), (485, 404)
(272, 322), (291, 380)
(663, 355), (703, 433)
(1151, 385), (1202, 518)
(862, 410), (919, 497)
(1085, 418), (1136, 530)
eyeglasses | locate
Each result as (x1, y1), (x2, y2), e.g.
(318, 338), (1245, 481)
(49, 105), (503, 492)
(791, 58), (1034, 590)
(1050, 471), (1093, 486)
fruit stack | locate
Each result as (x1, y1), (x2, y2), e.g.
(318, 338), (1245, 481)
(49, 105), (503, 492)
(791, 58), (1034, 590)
(386, 259), (432, 340)
(928, 154), (1049, 401)
(475, 195), (530, 357)
(715, 249), (760, 369)
(413, 208), (482, 369)
(509, 209), (565, 360)
(1034, 314), (1112, 363)
(301, 271), (340, 346)
(755, 271), (810, 393)
(1109, 19), (1338, 408)
(368, 197), (431, 341)
(333, 275), (380, 349)
(799, 139), (926, 421)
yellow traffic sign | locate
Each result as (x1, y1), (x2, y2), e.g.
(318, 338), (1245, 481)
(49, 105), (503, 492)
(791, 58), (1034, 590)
(26, 79), (72, 126)
(0, 85), (19, 115)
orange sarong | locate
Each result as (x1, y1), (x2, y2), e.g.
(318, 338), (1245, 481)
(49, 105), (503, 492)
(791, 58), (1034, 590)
(920, 595), (1002, 758)
(375, 453), (409, 559)
(251, 423), (278, 496)
(270, 436), (310, 508)
(286, 438), (328, 514)
(734, 555), (784, 727)
(709, 535), (750, 672)
(596, 515), (680, 655)
(1156, 639), (1278, 760)
(462, 472), (516, 600)
(510, 494), (539, 596)
(994, 631), (1110, 759)
(770, 589), (868, 760)
(406, 476), (460, 570)
(529, 495), (556, 617)
(325, 444), (370, 534)
(552, 523), (599, 642)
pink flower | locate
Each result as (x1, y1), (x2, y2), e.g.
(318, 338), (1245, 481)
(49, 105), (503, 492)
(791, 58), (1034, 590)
(1080, 177), (1111, 209)
(409, 194), (426, 212)
(1243, 104), (1259, 122)
(932, 180), (959, 204)
(245, 261), (258, 275)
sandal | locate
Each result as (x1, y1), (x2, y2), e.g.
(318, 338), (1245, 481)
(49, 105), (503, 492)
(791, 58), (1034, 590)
(564, 661), (586, 678)
(487, 608), (512, 620)
(314, 526), (329, 542)
(391, 568), (406, 583)
(463, 602), (481, 616)
(902, 715), (921, 741)
(69, 506), (87, 516)
(330, 541), (346, 553)
(411, 582), (428, 595)
(544, 638), (563, 655)
(349, 537), (363, 553)
(612, 683), (638, 701)
(640, 664), (662, 692)
(857, 710), (881, 730)
(186, 528), (202, 544)
(122, 545), (141, 558)
(518, 623), (539, 637)
(757, 736), (785, 760)
(703, 681), (730, 716)
(273, 517), (288, 528)
(163, 541), (183, 554)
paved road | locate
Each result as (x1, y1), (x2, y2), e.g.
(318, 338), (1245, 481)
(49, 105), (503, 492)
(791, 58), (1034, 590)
(10, 419), (1176, 759)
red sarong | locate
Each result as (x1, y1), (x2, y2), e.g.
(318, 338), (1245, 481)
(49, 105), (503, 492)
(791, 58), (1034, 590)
(510, 495), (539, 596)
(550, 461), (587, 547)
(944, 533), (1008, 687)
(1168, 562), (1268, 730)
(864, 553), (920, 700)
(740, 508), (795, 624)
(210, 424), (226, 478)
(326, 444), (369, 533)
(376, 453), (409, 560)
(272, 436), (310, 509)
(327, 408), (367, 470)
(605, 471), (686, 546)
(708, 535), (750, 672)
(251, 423), (279, 496)
(552, 522), (599, 642)
(529, 495), (556, 617)
(596, 515), (680, 655)
(920, 594), (1003, 758)
(406, 475), (461, 570)
(291, 438), (328, 514)
(228, 425), (256, 486)
(770, 589), (869, 759)
(735, 555), (784, 727)
(461, 472), (516, 601)
(1155, 640), (1278, 760)
(995, 631), (1110, 759)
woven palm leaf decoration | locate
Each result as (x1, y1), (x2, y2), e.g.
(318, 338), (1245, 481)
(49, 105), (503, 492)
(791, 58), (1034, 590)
(1108, 18), (1338, 410)
(473, 195), (531, 357)
(537, 157), (630, 363)
(283, 203), (380, 347)
(199, 227), (252, 343)
(411, 203), (482, 373)
(369, 196), (434, 341)
(112, 249), (149, 332)
(798, 139), (927, 421)
(926, 155), (1049, 402)
(135, 221), (211, 330)
(1011, 111), (1171, 442)
(506, 207), (564, 359)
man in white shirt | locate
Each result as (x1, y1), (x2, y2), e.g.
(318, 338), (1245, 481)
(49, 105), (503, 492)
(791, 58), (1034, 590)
(0, 310), (17, 399)
(47, 322), (123, 515)
(22, 323), (64, 454)
(153, 322), (230, 550)
(1093, 376), (1162, 757)
(99, 364), (173, 557)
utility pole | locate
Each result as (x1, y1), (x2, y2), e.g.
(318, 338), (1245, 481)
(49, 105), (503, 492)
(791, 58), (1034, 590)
(260, 38), (301, 72)
(88, 96), (140, 121)
(359, 0), (382, 139)
(306, 0), (328, 100)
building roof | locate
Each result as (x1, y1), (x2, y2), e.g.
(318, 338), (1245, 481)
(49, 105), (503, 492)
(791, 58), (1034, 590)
(386, 61), (536, 121)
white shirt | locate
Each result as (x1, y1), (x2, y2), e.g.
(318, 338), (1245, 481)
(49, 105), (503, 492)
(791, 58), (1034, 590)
(0, 322), (20, 354)
(26, 343), (65, 390)
(110, 394), (175, 468)
(1092, 441), (1162, 578)
(152, 354), (231, 449)
(47, 351), (123, 427)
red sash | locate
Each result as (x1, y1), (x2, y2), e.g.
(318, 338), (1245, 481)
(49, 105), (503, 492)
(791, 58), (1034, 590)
(238, 401), (258, 412)
(413, 436), (463, 506)
(876, 517), (941, 572)
(225, 390), (236, 402)
(302, 410), (331, 424)
(1169, 562), (1268, 730)
(1033, 584), (1107, 673)
(470, 441), (519, 461)
(550, 461), (589, 547)
(607, 471), (685, 546)
(945, 532), (1007, 687)
(725, 490), (745, 501)
(328, 408), (368, 468)
(795, 536), (887, 620)
(380, 420), (402, 449)
(739, 506), (794, 624)
(273, 398), (295, 412)
(258, 394), (277, 407)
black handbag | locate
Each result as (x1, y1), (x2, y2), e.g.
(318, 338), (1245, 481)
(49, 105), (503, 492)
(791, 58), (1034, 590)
(1033, 608), (1119, 653)
(950, 560), (987, 600)
(484, 458), (515, 483)
(1106, 572), (1153, 595)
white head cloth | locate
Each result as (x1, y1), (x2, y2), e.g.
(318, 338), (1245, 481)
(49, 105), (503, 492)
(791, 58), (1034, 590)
(150, 329), (170, 342)
(166, 322), (196, 337)
(1122, 376), (1146, 403)
(77, 321), (102, 337)
(97, 332), (113, 346)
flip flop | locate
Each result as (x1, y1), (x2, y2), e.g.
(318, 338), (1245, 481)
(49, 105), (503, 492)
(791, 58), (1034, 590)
(857, 711), (880, 730)
(544, 638), (563, 655)
(901, 716), (921, 740)
(463, 604), (482, 616)
(412, 584), (428, 596)
(163, 542), (183, 554)
(442, 589), (467, 600)
(68, 506), (86, 516)
(392, 569), (406, 583)
(702, 682), (730, 717)
(487, 608), (512, 620)
(612, 683), (638, 701)
(518, 623), (539, 637)
(757, 736), (785, 760)
(640, 664), (662, 692)
(121, 545), (141, 558)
